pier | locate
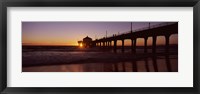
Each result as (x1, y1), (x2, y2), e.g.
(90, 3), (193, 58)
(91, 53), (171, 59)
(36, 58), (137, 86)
(93, 22), (178, 54)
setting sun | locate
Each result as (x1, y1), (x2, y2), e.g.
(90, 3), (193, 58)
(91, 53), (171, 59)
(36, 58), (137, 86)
(80, 43), (83, 47)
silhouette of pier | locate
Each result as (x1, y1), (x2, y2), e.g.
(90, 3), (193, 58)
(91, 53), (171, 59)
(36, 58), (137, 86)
(93, 22), (178, 53)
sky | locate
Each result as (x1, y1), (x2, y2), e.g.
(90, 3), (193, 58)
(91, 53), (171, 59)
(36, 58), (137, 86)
(22, 22), (178, 46)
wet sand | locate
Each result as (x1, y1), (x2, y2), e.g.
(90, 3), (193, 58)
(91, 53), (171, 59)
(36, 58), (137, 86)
(22, 52), (178, 72)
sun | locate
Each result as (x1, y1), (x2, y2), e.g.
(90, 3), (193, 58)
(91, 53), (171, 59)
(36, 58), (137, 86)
(80, 43), (83, 47)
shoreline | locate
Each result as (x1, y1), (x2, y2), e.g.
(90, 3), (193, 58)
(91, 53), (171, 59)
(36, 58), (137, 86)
(22, 52), (177, 67)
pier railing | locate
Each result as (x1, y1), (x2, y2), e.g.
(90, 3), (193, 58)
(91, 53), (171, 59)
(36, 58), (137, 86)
(99, 22), (176, 40)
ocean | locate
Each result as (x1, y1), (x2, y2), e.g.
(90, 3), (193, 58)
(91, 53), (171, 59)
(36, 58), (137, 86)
(22, 45), (178, 72)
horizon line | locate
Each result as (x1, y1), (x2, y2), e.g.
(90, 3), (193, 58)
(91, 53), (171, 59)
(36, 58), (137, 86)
(22, 44), (178, 46)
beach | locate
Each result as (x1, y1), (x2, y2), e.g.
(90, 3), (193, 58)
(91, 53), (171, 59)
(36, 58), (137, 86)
(22, 46), (178, 72)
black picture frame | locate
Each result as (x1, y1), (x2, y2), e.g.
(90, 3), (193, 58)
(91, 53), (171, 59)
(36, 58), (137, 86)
(0, 0), (199, 94)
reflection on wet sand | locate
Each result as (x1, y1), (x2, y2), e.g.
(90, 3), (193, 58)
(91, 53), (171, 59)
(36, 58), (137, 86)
(23, 55), (178, 72)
